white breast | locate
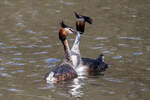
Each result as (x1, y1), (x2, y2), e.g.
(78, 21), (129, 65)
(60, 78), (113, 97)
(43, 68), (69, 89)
(75, 64), (88, 76)
(46, 72), (55, 82)
(71, 53), (81, 68)
(72, 55), (78, 67)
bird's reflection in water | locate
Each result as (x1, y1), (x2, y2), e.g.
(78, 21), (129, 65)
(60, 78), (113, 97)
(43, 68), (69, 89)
(69, 73), (104, 98)
(45, 75), (87, 98)
(45, 72), (105, 99)
(69, 76), (87, 98)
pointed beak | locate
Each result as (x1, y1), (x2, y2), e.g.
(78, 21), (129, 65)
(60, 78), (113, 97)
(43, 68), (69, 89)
(69, 29), (78, 34)
(72, 29), (81, 35)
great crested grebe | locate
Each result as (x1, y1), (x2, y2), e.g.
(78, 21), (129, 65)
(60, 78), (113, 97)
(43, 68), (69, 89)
(71, 12), (108, 75)
(44, 21), (77, 83)
(71, 12), (92, 68)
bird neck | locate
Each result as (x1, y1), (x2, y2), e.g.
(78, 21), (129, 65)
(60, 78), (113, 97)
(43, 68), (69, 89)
(63, 40), (73, 65)
(76, 21), (85, 33)
(71, 32), (81, 54)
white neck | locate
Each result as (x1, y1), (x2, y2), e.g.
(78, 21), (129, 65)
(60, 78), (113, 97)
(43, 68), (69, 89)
(71, 32), (82, 68)
(71, 32), (81, 54)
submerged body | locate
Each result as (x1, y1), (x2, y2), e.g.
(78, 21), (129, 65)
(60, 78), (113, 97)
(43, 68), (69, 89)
(44, 62), (77, 83)
(79, 55), (108, 75)
(73, 54), (108, 76)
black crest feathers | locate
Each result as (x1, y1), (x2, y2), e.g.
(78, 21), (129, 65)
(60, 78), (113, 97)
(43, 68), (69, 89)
(83, 16), (92, 24)
(60, 21), (67, 28)
(74, 12), (93, 24)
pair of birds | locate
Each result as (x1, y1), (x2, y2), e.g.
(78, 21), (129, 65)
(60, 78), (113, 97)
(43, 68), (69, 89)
(44, 12), (108, 83)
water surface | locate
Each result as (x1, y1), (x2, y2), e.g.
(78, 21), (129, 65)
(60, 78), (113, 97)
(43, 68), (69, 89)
(0, 0), (150, 100)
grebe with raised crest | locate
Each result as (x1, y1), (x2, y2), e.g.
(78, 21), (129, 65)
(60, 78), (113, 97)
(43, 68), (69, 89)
(44, 21), (78, 83)
(71, 12), (108, 75)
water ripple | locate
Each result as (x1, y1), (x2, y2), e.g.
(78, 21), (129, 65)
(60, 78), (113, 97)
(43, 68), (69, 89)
(21, 45), (39, 48)
(56, 92), (69, 97)
(1, 1), (14, 6)
(56, 10), (61, 13)
(0, 46), (17, 49)
(0, 42), (5, 46)
(26, 30), (37, 34)
(104, 77), (124, 83)
(44, 58), (61, 63)
(13, 52), (22, 55)
(95, 37), (108, 40)
(113, 55), (122, 59)
(16, 22), (25, 27)
(128, 14), (137, 18)
(89, 46), (103, 50)
(118, 43), (128, 47)
(133, 52), (144, 55)
(11, 70), (24, 74)
(96, 44), (104, 46)
(103, 50), (111, 54)
(60, 0), (75, 5)
(47, 64), (56, 68)
(10, 38), (21, 41)
(7, 88), (24, 93)
(32, 51), (48, 55)
(26, 73), (39, 77)
(0, 67), (5, 71)
(12, 58), (23, 61)
(0, 73), (11, 77)
(0, 93), (3, 96)
(41, 45), (51, 48)
(146, 68), (150, 71)
(3, 61), (24, 66)
(29, 60), (37, 64)
(141, 88), (149, 92)
(120, 37), (142, 40)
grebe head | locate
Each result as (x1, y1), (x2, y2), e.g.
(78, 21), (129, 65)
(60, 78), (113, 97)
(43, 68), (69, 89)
(98, 54), (105, 62)
(59, 21), (77, 41)
(74, 12), (92, 33)
(97, 54), (109, 72)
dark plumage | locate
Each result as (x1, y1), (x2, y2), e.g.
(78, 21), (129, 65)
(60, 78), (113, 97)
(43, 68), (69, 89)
(74, 11), (93, 24)
(60, 21), (69, 28)
(81, 54), (108, 74)
(44, 63), (77, 82)
(44, 22), (77, 83)
(74, 12), (92, 33)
